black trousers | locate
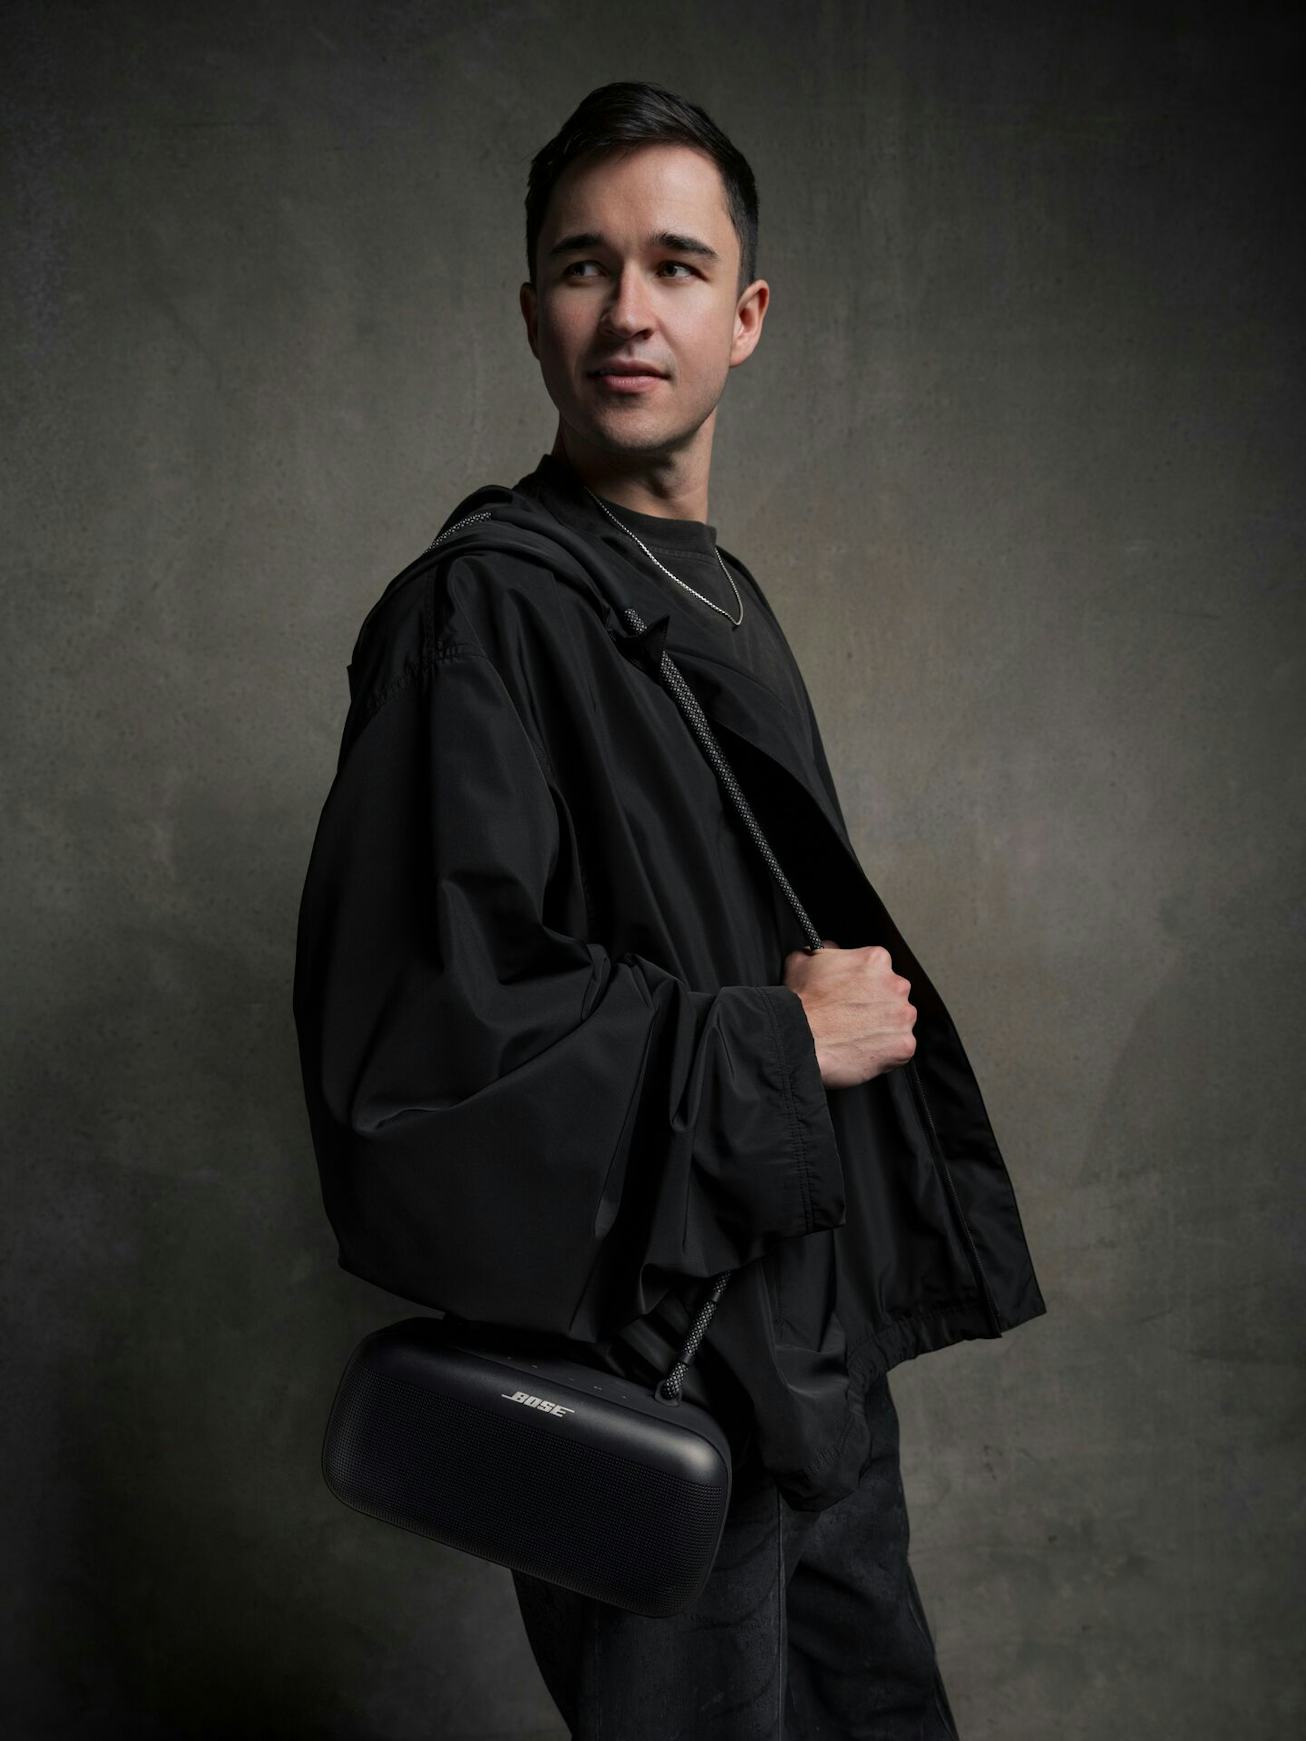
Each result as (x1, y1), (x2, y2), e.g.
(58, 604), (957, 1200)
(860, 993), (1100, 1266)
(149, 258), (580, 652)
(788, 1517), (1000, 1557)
(512, 1371), (961, 1740)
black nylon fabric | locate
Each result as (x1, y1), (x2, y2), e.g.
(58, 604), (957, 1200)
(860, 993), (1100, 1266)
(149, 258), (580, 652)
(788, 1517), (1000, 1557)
(292, 451), (1047, 1512)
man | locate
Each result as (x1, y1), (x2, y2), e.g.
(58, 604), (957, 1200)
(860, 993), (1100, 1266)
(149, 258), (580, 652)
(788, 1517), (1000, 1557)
(293, 81), (1046, 1739)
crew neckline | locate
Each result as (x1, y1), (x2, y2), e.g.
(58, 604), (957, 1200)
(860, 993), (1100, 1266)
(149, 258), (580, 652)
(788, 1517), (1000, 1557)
(533, 451), (721, 560)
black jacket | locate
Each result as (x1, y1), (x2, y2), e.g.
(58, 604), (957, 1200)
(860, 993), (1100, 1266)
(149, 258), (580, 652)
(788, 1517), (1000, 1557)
(292, 452), (1047, 1512)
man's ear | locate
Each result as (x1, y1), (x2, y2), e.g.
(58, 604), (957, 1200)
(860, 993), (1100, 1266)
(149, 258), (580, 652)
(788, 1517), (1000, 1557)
(729, 279), (770, 369)
(519, 282), (539, 360)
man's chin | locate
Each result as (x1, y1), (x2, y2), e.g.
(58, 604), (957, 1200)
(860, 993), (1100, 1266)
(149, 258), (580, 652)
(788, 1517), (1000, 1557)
(567, 410), (696, 459)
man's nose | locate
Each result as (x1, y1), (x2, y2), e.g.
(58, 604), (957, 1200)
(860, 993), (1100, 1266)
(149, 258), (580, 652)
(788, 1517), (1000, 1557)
(599, 264), (655, 334)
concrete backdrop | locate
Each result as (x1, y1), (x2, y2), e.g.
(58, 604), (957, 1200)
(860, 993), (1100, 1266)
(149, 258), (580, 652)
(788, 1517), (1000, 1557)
(4, 1), (1302, 1736)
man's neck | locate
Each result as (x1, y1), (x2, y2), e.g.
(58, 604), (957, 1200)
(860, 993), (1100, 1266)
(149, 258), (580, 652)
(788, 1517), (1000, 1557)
(550, 427), (712, 525)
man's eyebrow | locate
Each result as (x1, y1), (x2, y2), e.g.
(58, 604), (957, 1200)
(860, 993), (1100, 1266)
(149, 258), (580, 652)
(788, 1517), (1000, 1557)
(546, 229), (721, 263)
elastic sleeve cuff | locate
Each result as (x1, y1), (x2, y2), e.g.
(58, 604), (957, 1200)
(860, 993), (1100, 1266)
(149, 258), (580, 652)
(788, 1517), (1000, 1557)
(761, 984), (847, 1235)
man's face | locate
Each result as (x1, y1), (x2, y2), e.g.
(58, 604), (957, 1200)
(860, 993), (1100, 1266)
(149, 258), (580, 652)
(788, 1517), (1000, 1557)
(520, 143), (768, 462)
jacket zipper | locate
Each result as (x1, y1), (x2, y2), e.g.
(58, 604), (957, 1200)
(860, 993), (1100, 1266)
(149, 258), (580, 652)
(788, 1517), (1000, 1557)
(905, 1057), (1004, 1335)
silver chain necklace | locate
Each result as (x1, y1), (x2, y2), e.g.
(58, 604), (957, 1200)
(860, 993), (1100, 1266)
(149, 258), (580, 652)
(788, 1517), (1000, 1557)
(583, 485), (744, 627)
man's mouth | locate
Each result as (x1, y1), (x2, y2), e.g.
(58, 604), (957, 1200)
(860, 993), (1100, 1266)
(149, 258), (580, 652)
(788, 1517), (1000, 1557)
(589, 364), (667, 394)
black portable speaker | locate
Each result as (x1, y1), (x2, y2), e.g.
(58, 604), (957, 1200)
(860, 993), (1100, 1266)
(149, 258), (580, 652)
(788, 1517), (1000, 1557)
(321, 1316), (734, 1617)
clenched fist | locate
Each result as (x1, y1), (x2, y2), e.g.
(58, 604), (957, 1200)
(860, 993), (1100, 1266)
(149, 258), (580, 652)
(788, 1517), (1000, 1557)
(782, 940), (918, 1089)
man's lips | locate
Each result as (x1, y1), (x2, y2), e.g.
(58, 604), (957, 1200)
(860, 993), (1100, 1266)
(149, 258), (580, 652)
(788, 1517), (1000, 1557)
(589, 364), (667, 395)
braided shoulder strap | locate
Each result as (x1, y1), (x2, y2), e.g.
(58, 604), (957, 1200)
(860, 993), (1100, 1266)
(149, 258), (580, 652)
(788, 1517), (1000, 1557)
(613, 603), (825, 1406)
(427, 516), (827, 1406)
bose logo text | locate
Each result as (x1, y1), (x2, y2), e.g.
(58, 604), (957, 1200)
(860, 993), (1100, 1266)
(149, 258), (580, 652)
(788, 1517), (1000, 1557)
(501, 1389), (575, 1418)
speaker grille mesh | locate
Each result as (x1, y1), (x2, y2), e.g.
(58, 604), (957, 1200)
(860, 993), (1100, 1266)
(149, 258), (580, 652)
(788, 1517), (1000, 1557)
(323, 1362), (727, 1615)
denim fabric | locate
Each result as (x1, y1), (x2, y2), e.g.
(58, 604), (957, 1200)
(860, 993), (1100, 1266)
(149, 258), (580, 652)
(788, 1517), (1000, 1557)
(512, 1372), (961, 1740)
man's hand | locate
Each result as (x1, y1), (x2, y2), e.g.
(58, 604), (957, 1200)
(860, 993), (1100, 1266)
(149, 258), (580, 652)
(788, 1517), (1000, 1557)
(782, 940), (918, 1089)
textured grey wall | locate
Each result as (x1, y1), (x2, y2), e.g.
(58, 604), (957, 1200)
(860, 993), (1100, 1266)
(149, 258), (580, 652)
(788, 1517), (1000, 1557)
(5, 2), (1302, 1737)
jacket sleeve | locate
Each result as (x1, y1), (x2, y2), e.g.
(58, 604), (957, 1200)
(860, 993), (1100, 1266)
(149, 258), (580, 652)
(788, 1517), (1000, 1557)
(293, 627), (846, 1344)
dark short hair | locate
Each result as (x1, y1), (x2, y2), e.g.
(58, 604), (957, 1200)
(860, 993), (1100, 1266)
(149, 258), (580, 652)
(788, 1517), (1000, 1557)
(525, 81), (759, 297)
